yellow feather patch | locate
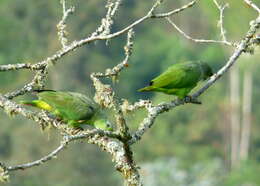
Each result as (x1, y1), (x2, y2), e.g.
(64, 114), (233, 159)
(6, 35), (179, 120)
(35, 100), (53, 111)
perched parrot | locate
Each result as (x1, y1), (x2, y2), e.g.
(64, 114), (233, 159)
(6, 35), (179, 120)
(138, 61), (213, 99)
(20, 90), (112, 131)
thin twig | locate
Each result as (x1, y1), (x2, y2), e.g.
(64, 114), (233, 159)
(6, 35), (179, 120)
(213, 0), (229, 42)
(166, 17), (233, 46)
(244, 0), (260, 14)
(57, 0), (75, 48)
(94, 29), (134, 78)
(152, 0), (199, 18)
(91, 0), (122, 37)
(7, 137), (69, 171)
(4, 68), (48, 99)
(0, 63), (34, 71)
(166, 0), (233, 46)
(6, 128), (121, 171)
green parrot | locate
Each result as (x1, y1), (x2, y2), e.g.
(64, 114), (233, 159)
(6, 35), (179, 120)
(20, 90), (112, 131)
(138, 61), (213, 99)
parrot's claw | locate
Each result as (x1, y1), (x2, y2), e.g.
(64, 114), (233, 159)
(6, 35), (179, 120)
(184, 96), (202, 105)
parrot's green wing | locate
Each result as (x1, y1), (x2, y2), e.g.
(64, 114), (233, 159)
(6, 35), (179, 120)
(139, 61), (213, 99)
(37, 91), (97, 121)
(150, 62), (201, 89)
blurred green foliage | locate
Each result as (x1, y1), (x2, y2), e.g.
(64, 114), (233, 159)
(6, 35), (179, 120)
(0, 0), (260, 185)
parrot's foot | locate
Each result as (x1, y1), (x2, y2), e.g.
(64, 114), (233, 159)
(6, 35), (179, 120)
(184, 96), (202, 104)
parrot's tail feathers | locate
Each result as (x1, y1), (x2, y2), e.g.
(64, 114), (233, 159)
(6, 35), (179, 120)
(138, 86), (153, 92)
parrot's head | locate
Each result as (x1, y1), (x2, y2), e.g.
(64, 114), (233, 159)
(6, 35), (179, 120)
(93, 119), (113, 131)
(201, 62), (213, 80)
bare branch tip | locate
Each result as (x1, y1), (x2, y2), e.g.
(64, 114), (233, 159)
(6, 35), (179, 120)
(244, 0), (260, 14)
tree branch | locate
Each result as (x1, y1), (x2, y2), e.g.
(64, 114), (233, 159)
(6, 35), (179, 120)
(166, 17), (233, 46)
(57, 0), (75, 48)
(213, 0), (229, 42)
(244, 0), (260, 14)
(7, 137), (69, 171)
(166, 0), (233, 46)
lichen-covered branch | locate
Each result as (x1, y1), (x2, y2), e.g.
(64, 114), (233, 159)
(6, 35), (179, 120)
(244, 0), (260, 14)
(91, 0), (122, 37)
(151, 0), (199, 18)
(87, 135), (141, 186)
(57, 0), (75, 48)
(4, 68), (48, 99)
(0, 63), (34, 71)
(93, 29), (134, 78)
(91, 29), (135, 141)
(5, 129), (121, 172)
(192, 19), (260, 97)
